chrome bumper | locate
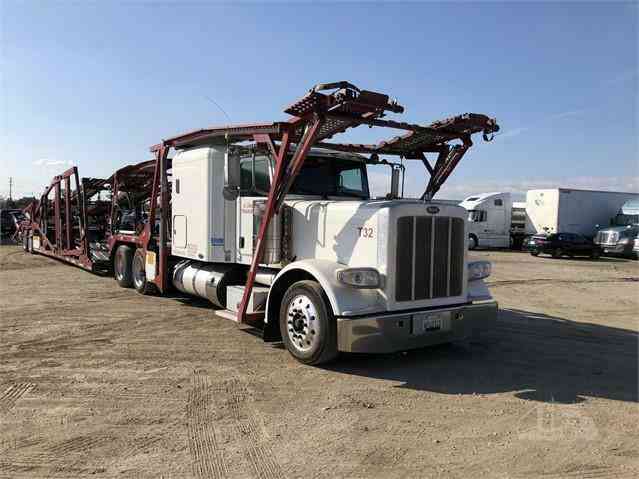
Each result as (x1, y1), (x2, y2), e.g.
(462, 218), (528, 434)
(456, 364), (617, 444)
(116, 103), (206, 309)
(336, 301), (497, 353)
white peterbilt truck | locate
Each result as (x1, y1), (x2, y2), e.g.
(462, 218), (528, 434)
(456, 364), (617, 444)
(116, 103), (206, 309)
(23, 82), (500, 365)
(169, 145), (497, 364)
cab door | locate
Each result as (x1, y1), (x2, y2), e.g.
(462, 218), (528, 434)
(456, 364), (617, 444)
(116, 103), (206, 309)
(173, 215), (187, 248)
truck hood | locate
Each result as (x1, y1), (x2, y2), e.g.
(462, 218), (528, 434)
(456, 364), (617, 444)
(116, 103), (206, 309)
(283, 198), (467, 267)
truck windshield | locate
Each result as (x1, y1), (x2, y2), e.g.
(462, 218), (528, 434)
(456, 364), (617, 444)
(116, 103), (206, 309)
(241, 155), (370, 199)
(291, 157), (369, 199)
(614, 213), (639, 226)
(468, 210), (487, 222)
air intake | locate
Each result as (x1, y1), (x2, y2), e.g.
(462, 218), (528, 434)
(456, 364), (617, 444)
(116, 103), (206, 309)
(395, 216), (465, 301)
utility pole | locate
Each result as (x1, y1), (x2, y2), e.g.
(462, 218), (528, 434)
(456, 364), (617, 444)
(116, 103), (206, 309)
(8, 177), (12, 201)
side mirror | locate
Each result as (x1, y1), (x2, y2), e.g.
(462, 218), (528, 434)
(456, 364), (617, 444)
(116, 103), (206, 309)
(223, 148), (240, 200)
(390, 167), (400, 199)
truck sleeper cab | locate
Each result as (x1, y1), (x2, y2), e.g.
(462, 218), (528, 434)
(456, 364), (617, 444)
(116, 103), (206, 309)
(169, 145), (496, 364)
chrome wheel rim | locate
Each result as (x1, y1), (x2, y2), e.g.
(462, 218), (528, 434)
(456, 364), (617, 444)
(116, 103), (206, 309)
(286, 294), (320, 353)
(115, 252), (124, 279)
(133, 254), (145, 288)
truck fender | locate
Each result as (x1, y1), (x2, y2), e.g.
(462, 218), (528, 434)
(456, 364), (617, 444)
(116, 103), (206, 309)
(263, 259), (386, 341)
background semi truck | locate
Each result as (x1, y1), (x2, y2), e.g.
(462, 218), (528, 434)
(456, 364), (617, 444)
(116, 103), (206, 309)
(594, 198), (639, 257)
(17, 82), (500, 365)
(461, 189), (639, 249)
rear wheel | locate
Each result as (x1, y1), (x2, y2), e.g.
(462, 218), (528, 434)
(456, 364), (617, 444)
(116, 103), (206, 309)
(530, 250), (539, 257)
(468, 234), (478, 250)
(114, 245), (133, 288)
(279, 280), (337, 365)
(552, 248), (563, 259)
(132, 248), (156, 295)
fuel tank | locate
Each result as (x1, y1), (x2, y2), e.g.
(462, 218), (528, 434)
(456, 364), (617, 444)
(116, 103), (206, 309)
(172, 260), (245, 308)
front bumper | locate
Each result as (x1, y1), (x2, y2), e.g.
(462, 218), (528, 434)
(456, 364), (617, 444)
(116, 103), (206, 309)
(599, 243), (631, 255)
(336, 301), (497, 353)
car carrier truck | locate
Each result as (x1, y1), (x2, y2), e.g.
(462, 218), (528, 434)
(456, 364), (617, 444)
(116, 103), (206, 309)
(18, 81), (500, 365)
(461, 189), (638, 250)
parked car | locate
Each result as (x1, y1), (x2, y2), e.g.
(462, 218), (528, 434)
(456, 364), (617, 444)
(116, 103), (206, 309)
(0, 208), (25, 241)
(527, 232), (601, 259)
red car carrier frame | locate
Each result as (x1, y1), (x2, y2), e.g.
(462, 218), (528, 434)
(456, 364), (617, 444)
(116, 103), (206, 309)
(19, 81), (499, 330)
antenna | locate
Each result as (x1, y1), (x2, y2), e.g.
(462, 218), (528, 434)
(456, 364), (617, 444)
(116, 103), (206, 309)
(204, 95), (232, 123)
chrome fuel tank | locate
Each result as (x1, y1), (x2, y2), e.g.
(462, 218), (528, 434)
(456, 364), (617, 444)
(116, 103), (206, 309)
(172, 261), (245, 308)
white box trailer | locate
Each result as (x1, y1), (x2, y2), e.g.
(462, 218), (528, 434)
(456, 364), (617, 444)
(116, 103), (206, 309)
(525, 189), (639, 238)
(461, 189), (639, 249)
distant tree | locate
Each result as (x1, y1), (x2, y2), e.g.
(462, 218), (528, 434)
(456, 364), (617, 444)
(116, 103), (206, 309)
(0, 196), (35, 210)
(14, 196), (36, 209)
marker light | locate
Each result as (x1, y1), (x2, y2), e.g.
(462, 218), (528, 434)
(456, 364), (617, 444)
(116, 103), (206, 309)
(468, 261), (492, 281)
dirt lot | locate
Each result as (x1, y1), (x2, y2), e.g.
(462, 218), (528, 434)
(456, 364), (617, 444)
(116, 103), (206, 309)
(1, 246), (638, 479)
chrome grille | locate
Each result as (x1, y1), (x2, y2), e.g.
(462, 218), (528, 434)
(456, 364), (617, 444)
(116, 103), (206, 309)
(596, 231), (616, 245)
(395, 216), (465, 301)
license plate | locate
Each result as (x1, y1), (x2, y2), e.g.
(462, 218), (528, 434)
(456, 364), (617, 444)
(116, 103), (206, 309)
(413, 312), (450, 334)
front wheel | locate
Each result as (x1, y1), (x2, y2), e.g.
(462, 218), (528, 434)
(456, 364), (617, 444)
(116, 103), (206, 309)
(530, 251), (539, 257)
(591, 249), (601, 260)
(279, 280), (338, 365)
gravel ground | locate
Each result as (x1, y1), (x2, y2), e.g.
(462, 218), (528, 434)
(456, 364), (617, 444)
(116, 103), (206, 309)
(1, 245), (638, 478)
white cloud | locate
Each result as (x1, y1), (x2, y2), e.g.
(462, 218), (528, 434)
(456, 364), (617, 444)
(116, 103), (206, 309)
(34, 158), (73, 167)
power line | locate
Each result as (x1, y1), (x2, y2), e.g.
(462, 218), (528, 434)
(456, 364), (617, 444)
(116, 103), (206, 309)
(203, 95), (232, 123)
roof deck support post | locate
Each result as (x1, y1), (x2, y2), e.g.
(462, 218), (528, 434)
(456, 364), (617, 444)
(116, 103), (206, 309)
(158, 145), (169, 293)
(54, 179), (61, 251)
(422, 137), (472, 200)
(236, 116), (324, 323)
(236, 129), (293, 323)
(64, 175), (72, 250)
(77, 173), (89, 255)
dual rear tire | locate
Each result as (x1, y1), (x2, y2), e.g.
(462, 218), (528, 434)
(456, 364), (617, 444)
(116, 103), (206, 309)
(114, 245), (155, 295)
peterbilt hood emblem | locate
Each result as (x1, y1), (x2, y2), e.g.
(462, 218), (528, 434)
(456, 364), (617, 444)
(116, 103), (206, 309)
(426, 206), (440, 214)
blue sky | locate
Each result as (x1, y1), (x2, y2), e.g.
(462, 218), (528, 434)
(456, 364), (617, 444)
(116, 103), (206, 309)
(1, 1), (637, 200)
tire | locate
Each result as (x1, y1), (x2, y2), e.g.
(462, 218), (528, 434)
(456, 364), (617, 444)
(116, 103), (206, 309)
(530, 251), (539, 257)
(591, 249), (601, 260)
(22, 234), (29, 252)
(114, 245), (134, 288)
(552, 248), (563, 259)
(279, 280), (338, 365)
(468, 235), (478, 250)
(132, 248), (157, 295)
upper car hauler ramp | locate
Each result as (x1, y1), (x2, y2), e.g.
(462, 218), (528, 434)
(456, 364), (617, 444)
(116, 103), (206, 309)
(146, 81), (499, 323)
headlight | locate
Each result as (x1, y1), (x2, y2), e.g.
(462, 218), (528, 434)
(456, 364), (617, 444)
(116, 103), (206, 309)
(336, 268), (381, 288)
(468, 261), (491, 281)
